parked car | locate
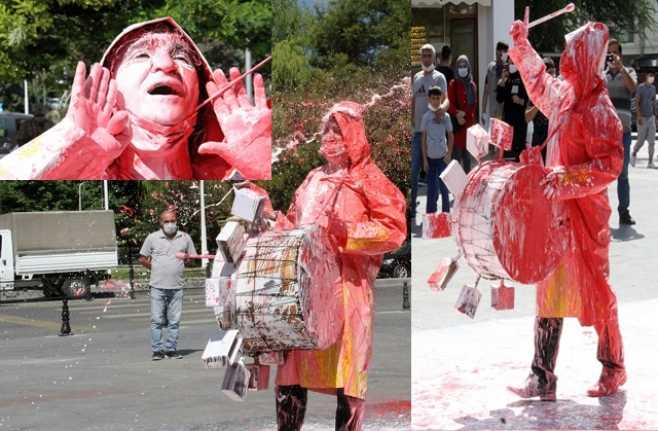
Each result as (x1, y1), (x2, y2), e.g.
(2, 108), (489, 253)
(379, 239), (411, 279)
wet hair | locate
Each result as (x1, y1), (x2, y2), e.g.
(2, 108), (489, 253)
(440, 45), (452, 61)
(496, 41), (509, 52)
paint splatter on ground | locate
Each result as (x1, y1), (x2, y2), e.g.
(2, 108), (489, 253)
(412, 300), (658, 430)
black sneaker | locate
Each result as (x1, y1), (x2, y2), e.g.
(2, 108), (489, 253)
(165, 350), (183, 359)
(152, 351), (165, 361)
(619, 210), (636, 225)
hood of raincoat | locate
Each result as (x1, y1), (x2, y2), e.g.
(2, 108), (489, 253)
(559, 22), (609, 98)
(321, 101), (371, 169)
(100, 17), (223, 172)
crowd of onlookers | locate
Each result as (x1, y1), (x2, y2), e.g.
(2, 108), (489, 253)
(412, 39), (657, 227)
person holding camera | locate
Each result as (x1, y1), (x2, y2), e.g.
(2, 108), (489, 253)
(605, 38), (638, 225)
(496, 58), (529, 161)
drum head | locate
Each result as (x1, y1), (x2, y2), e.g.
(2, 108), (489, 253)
(492, 164), (569, 284)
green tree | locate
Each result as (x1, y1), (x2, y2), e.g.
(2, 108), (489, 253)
(516, 0), (657, 54)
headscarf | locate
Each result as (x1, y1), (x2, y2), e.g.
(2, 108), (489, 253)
(455, 55), (475, 107)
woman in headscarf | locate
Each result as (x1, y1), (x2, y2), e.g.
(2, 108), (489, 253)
(448, 55), (478, 172)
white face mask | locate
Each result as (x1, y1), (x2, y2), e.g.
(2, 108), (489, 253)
(648, 76), (655, 84)
(509, 64), (518, 74)
(162, 222), (178, 235)
(457, 67), (468, 78)
(422, 63), (435, 73)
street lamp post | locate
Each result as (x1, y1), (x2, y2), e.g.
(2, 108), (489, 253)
(78, 182), (85, 211)
(103, 180), (109, 210)
(200, 180), (208, 269)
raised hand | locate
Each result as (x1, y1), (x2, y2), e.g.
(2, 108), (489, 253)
(66, 61), (129, 155)
(199, 67), (272, 179)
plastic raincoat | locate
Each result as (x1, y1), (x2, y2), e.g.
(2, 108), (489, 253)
(509, 22), (623, 326)
(274, 101), (407, 399)
(0, 17), (271, 180)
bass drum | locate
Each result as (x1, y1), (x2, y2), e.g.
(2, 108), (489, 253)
(234, 226), (342, 355)
(453, 160), (570, 284)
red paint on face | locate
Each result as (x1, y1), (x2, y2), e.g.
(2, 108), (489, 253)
(320, 117), (349, 166)
(115, 33), (200, 130)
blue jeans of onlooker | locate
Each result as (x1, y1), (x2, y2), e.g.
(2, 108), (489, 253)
(150, 287), (183, 353)
(426, 157), (450, 214)
(616, 131), (631, 213)
(410, 132), (423, 218)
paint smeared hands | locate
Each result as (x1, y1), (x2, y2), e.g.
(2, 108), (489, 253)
(200, 67), (272, 179)
(510, 9), (529, 45)
(65, 62), (129, 161)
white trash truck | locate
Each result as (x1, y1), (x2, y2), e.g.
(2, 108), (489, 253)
(0, 210), (118, 299)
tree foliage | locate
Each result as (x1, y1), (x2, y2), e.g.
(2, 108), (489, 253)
(516, 0), (657, 54)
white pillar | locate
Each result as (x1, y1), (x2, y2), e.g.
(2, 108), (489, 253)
(245, 48), (253, 102)
(23, 80), (29, 115)
(103, 180), (109, 210)
(200, 180), (208, 269)
(492, 0), (514, 52)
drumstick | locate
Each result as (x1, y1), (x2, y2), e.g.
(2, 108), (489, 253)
(186, 55), (272, 119)
(527, 3), (576, 30)
(176, 252), (216, 260)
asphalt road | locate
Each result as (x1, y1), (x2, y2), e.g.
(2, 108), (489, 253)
(0, 279), (410, 431)
(411, 142), (658, 429)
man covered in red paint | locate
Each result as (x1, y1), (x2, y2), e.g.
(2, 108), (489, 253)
(505, 16), (626, 400)
(0, 17), (271, 180)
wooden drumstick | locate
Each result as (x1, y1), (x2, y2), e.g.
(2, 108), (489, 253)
(527, 3), (576, 30)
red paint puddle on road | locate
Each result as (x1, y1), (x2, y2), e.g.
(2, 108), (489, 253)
(369, 399), (411, 416)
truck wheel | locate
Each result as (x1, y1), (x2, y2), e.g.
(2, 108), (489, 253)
(61, 278), (91, 300)
(393, 262), (409, 279)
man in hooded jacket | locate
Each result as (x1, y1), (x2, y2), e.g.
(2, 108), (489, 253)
(273, 101), (407, 430)
(0, 17), (271, 180)
(505, 17), (626, 400)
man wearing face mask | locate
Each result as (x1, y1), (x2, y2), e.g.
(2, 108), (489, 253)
(139, 209), (197, 360)
(631, 71), (656, 168)
(605, 39), (637, 225)
(482, 41), (509, 127)
(0, 17), (271, 180)
(411, 44), (449, 220)
(273, 101), (407, 430)
(497, 59), (529, 161)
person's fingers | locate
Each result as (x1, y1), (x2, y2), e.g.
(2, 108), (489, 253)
(96, 67), (110, 109)
(88, 63), (102, 103)
(102, 80), (118, 122)
(106, 110), (129, 136)
(254, 74), (267, 109)
(212, 68), (236, 114)
(206, 80), (229, 118)
(222, 67), (240, 110)
(71, 61), (87, 101)
(235, 69), (251, 108)
(523, 6), (529, 26)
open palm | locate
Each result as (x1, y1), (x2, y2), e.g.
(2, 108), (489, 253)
(66, 62), (128, 153)
(199, 67), (271, 179)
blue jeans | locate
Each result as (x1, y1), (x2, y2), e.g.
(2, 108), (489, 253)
(410, 132), (423, 218)
(150, 287), (183, 353)
(616, 131), (631, 213)
(426, 157), (450, 214)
